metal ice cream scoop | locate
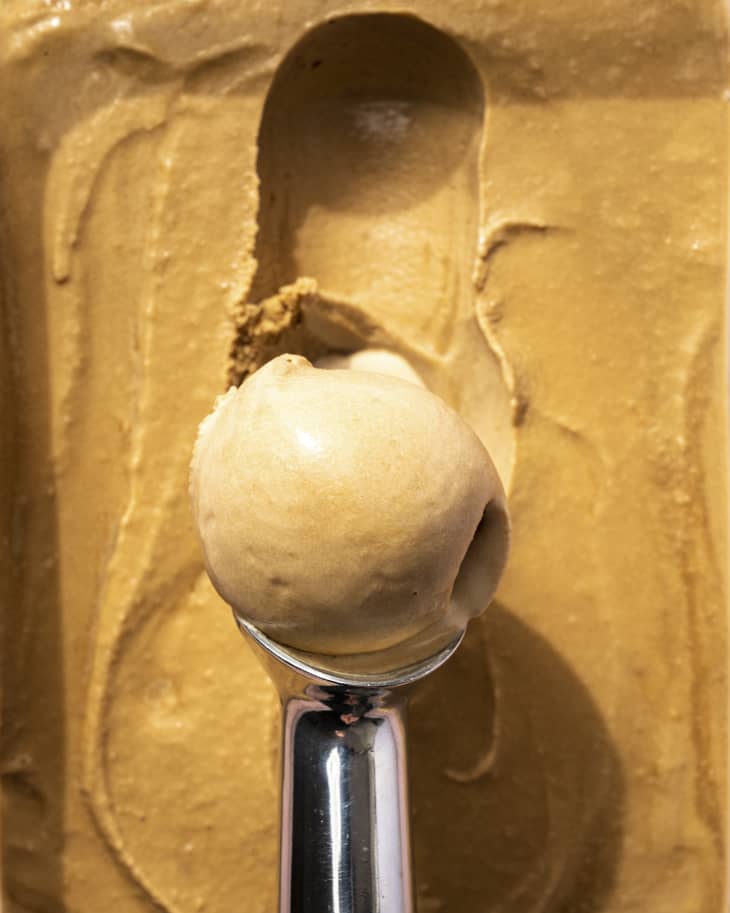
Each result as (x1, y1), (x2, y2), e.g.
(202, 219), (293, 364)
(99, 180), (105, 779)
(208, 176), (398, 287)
(238, 614), (464, 913)
(189, 355), (510, 910)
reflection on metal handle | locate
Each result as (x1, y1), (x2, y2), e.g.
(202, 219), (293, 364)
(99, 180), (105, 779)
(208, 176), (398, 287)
(280, 688), (413, 913)
(236, 615), (461, 913)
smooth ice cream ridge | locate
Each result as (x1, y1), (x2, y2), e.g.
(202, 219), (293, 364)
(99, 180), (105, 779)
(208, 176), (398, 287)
(190, 353), (510, 661)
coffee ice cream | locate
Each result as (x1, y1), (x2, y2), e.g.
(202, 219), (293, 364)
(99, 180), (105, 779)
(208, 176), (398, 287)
(190, 354), (509, 658)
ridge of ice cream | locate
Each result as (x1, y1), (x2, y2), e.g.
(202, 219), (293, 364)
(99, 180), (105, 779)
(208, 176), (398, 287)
(190, 353), (509, 658)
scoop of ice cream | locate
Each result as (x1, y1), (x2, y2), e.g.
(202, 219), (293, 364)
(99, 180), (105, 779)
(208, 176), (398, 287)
(190, 353), (509, 657)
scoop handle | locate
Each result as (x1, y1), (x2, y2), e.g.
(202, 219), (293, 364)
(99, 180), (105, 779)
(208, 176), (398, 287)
(279, 688), (414, 913)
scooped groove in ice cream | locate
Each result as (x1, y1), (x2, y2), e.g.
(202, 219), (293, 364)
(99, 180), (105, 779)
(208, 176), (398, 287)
(190, 353), (510, 658)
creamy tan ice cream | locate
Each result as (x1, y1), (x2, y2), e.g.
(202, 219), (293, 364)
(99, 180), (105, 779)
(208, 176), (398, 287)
(190, 354), (509, 658)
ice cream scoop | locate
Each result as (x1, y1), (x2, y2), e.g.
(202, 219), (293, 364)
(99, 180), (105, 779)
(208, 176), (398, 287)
(190, 352), (510, 913)
(190, 353), (509, 666)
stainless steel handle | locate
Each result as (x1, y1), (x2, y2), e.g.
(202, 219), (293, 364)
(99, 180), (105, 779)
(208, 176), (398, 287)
(279, 688), (413, 913)
(237, 615), (461, 913)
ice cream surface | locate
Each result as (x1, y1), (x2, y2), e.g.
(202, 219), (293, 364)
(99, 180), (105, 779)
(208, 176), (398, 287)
(190, 353), (509, 658)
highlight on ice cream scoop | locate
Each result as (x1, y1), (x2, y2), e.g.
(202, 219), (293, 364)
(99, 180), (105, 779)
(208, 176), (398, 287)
(190, 353), (510, 660)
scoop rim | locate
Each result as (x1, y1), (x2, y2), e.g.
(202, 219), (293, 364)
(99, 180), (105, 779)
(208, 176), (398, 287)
(235, 613), (465, 689)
